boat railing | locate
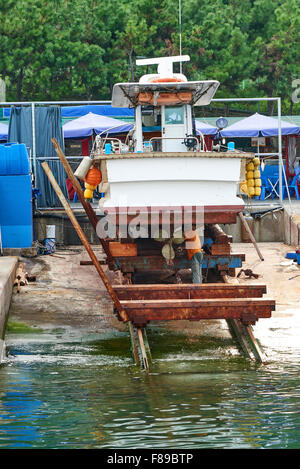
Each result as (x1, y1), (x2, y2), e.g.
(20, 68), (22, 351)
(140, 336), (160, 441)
(148, 136), (203, 153)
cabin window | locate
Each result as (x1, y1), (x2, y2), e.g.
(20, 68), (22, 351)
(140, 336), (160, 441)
(165, 106), (184, 125)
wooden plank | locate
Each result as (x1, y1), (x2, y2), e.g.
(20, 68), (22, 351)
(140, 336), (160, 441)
(109, 242), (137, 257)
(118, 298), (275, 326)
(112, 283), (267, 300)
(94, 151), (252, 161)
(120, 298), (275, 309)
(113, 253), (245, 273)
(211, 243), (231, 255)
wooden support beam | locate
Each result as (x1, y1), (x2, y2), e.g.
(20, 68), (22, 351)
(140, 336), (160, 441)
(226, 319), (254, 360)
(239, 212), (264, 261)
(116, 297), (274, 327)
(51, 138), (114, 264)
(137, 328), (149, 371)
(112, 283), (267, 300)
(127, 322), (140, 366)
(243, 324), (267, 363)
(41, 161), (129, 323)
(142, 328), (152, 364)
(223, 273), (268, 363)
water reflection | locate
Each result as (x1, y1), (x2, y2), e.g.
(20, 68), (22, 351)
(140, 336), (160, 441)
(0, 313), (300, 449)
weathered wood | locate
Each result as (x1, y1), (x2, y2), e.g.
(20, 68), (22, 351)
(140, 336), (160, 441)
(51, 138), (114, 264)
(41, 161), (129, 323)
(118, 298), (275, 327)
(211, 244), (231, 255)
(94, 151), (252, 161)
(112, 253), (245, 273)
(109, 242), (138, 257)
(142, 328), (152, 364)
(239, 212), (264, 261)
(226, 319), (254, 359)
(137, 328), (149, 371)
(127, 322), (140, 366)
(112, 283), (267, 300)
(206, 224), (233, 244)
(243, 324), (267, 363)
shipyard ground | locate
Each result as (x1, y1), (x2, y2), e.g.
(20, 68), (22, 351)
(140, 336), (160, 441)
(6, 242), (300, 341)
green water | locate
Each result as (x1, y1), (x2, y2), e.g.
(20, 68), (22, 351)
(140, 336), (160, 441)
(0, 313), (300, 449)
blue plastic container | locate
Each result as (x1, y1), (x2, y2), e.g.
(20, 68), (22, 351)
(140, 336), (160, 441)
(286, 252), (297, 259)
(0, 143), (30, 175)
(105, 143), (111, 155)
(0, 174), (33, 248)
(296, 253), (300, 265)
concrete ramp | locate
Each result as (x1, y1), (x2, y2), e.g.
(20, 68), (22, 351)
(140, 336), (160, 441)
(0, 256), (18, 362)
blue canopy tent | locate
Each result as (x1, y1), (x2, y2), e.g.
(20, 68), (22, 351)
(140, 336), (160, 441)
(63, 112), (133, 138)
(220, 113), (300, 202)
(61, 104), (134, 119)
(0, 122), (8, 140)
(220, 112), (300, 137)
(195, 120), (218, 136)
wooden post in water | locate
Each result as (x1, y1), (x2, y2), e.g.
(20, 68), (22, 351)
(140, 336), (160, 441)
(137, 327), (149, 371)
(223, 274), (266, 363)
(41, 161), (129, 323)
(128, 322), (140, 366)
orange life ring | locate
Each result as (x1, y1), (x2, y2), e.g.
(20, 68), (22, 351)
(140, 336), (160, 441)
(151, 77), (184, 83)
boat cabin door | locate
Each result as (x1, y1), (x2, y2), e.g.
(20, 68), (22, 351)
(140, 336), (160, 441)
(161, 104), (193, 152)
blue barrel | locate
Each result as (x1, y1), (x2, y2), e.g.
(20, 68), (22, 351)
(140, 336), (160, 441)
(0, 143), (30, 175)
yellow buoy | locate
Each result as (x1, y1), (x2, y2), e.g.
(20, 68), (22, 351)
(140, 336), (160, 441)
(247, 179), (255, 187)
(255, 187), (261, 196)
(254, 169), (261, 179)
(248, 187), (255, 197)
(246, 162), (255, 171)
(255, 179), (262, 187)
(247, 171), (254, 180)
(240, 183), (248, 193)
(252, 157), (260, 166)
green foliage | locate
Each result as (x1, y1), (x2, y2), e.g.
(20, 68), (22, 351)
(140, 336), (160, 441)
(0, 0), (299, 113)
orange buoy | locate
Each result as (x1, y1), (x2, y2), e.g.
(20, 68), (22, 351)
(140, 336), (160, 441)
(84, 167), (102, 187)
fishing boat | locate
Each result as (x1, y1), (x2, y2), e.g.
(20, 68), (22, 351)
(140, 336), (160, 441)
(92, 55), (248, 227)
(65, 56), (275, 368)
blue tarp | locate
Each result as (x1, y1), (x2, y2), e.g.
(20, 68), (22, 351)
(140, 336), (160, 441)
(61, 105), (134, 118)
(0, 122), (8, 140)
(3, 105), (134, 119)
(63, 112), (133, 138)
(195, 120), (218, 135)
(221, 112), (300, 137)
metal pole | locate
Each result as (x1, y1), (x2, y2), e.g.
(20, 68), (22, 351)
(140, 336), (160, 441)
(31, 103), (37, 183)
(179, 0), (182, 74)
(278, 98), (283, 204)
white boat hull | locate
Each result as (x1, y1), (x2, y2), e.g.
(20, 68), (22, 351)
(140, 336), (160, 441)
(99, 155), (245, 211)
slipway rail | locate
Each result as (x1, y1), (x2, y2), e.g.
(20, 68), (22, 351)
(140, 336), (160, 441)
(41, 141), (276, 371)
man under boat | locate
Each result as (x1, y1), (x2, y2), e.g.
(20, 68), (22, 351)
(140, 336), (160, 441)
(185, 230), (203, 284)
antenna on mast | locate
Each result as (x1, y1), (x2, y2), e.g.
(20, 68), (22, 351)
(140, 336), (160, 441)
(179, 0), (182, 73)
